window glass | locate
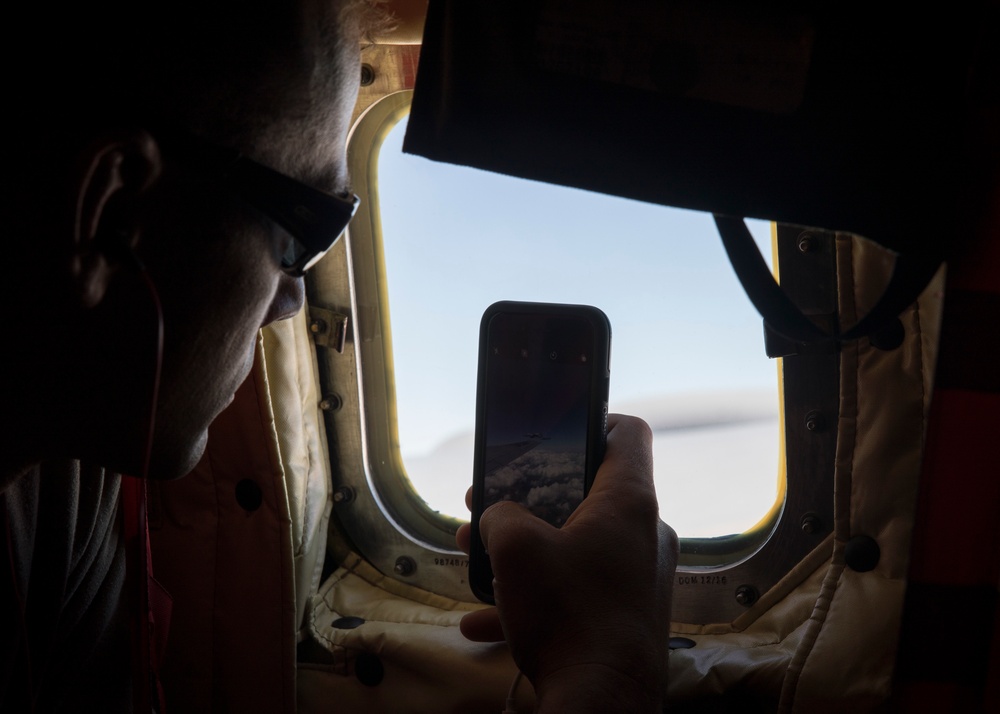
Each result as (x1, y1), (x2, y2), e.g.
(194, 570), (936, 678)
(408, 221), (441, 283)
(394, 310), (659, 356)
(378, 114), (779, 538)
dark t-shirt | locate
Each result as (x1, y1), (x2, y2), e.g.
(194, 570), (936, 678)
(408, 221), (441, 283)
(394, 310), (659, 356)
(1, 461), (130, 712)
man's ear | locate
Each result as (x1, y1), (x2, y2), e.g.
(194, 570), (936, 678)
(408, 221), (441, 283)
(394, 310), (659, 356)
(72, 130), (162, 308)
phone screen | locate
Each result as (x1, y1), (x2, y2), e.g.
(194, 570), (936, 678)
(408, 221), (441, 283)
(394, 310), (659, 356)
(470, 302), (610, 602)
(482, 313), (595, 526)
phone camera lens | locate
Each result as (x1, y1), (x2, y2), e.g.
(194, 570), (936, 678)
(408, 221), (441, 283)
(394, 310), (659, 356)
(549, 351), (558, 361)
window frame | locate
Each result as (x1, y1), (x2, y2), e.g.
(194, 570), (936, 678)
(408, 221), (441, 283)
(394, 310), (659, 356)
(312, 87), (838, 619)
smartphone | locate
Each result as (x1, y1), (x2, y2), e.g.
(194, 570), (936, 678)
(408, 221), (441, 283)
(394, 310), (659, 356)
(469, 301), (611, 603)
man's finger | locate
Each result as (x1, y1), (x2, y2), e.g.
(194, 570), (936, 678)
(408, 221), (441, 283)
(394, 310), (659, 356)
(460, 607), (506, 642)
(586, 413), (655, 498)
(456, 522), (471, 554)
(478, 499), (553, 554)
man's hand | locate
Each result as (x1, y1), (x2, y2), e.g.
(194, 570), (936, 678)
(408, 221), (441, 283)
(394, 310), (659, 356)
(456, 414), (677, 712)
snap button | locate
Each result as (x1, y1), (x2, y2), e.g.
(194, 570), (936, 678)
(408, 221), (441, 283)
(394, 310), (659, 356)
(235, 479), (263, 512)
(355, 652), (384, 686)
(870, 318), (905, 351)
(845, 535), (880, 572)
(332, 617), (365, 630)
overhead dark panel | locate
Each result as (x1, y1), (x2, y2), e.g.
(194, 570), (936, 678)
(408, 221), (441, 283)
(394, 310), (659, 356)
(404, 0), (981, 256)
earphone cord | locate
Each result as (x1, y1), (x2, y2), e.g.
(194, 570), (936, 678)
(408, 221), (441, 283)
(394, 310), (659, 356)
(503, 670), (524, 714)
(133, 257), (164, 480)
(129, 257), (165, 714)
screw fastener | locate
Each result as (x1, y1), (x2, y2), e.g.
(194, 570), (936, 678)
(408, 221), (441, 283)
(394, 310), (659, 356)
(805, 410), (826, 432)
(310, 319), (328, 335)
(333, 487), (354, 504)
(800, 513), (822, 534)
(394, 556), (416, 577)
(360, 63), (375, 86)
(319, 394), (343, 412)
(735, 585), (758, 607)
(797, 232), (818, 253)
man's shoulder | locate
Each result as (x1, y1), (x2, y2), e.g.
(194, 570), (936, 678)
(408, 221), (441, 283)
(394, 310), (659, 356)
(2, 460), (130, 712)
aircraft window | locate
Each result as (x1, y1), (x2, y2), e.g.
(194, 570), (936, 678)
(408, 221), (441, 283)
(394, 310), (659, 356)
(314, 86), (838, 615)
(377, 109), (779, 539)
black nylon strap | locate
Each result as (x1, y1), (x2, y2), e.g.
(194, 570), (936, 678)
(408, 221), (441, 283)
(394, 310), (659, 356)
(714, 214), (944, 345)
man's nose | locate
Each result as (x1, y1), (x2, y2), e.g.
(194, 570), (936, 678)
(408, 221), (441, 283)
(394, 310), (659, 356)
(261, 274), (306, 326)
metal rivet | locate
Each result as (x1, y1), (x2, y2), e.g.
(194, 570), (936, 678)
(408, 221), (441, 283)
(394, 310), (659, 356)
(333, 487), (354, 504)
(394, 556), (416, 577)
(319, 394), (343, 412)
(805, 410), (826, 432)
(735, 585), (758, 607)
(800, 513), (822, 535)
(797, 232), (817, 253)
(310, 319), (328, 334)
(360, 63), (375, 86)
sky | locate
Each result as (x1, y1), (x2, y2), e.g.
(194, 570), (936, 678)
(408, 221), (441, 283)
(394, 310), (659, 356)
(375, 114), (780, 538)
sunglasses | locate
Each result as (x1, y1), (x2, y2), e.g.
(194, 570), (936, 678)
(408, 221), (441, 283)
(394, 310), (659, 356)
(159, 127), (361, 276)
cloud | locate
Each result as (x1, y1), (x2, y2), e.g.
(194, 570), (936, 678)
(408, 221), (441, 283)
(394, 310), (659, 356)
(485, 449), (586, 525)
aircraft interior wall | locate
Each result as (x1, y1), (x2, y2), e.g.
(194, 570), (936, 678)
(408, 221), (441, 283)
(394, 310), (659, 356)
(147, 1), (1000, 711)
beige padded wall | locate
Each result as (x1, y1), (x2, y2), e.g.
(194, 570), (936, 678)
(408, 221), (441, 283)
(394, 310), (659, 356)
(781, 238), (944, 711)
(663, 236), (942, 710)
(292, 237), (942, 713)
(262, 308), (335, 637)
